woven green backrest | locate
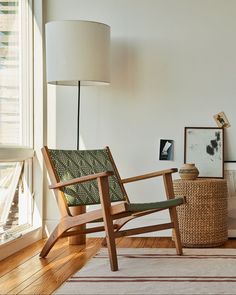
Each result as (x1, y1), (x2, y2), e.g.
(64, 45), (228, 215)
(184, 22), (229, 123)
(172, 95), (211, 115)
(48, 148), (126, 206)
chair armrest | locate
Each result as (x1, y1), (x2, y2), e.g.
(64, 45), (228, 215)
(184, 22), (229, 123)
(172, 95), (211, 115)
(121, 168), (178, 184)
(49, 171), (114, 189)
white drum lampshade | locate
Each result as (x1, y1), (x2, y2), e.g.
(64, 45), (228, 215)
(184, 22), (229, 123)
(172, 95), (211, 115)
(45, 20), (110, 150)
(45, 20), (110, 86)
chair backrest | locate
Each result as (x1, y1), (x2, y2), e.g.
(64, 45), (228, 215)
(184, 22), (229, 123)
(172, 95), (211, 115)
(45, 147), (128, 206)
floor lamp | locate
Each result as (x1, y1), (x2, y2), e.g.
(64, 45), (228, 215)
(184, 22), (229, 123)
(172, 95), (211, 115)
(45, 20), (110, 245)
(45, 20), (110, 150)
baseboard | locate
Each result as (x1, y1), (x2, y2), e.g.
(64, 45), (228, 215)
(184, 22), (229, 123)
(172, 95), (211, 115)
(228, 229), (236, 238)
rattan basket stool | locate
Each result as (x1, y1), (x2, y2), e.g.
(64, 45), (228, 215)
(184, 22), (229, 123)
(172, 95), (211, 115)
(173, 179), (228, 247)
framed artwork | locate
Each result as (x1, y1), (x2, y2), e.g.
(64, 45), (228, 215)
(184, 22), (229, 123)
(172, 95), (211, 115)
(159, 139), (174, 160)
(184, 127), (224, 178)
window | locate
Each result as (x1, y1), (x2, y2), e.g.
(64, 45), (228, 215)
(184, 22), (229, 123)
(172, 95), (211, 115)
(0, 0), (34, 243)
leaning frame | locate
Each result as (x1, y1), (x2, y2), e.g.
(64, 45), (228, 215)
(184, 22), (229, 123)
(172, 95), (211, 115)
(184, 127), (224, 178)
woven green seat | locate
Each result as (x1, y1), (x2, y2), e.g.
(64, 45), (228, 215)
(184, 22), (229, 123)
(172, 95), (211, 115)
(127, 198), (184, 212)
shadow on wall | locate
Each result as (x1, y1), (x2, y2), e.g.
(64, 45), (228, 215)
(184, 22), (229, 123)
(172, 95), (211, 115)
(111, 40), (139, 97)
(110, 40), (174, 103)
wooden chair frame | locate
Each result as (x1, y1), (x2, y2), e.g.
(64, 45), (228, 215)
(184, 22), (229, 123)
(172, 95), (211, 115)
(41, 146), (183, 271)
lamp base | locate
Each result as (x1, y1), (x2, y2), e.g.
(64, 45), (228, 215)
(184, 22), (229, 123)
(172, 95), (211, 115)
(68, 205), (86, 245)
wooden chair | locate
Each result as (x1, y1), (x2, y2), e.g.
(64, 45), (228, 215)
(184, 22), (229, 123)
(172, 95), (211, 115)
(41, 146), (184, 271)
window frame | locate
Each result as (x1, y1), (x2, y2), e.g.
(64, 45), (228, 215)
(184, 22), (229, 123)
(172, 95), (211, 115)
(0, 0), (44, 260)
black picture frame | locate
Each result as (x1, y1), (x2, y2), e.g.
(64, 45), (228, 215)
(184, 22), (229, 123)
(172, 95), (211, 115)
(159, 139), (174, 161)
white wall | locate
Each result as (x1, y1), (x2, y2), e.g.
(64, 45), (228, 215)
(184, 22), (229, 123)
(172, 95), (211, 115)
(44, 0), (236, 236)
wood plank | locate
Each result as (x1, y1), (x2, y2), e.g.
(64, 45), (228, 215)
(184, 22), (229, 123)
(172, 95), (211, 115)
(11, 238), (101, 295)
(0, 240), (45, 277)
(0, 238), (69, 294)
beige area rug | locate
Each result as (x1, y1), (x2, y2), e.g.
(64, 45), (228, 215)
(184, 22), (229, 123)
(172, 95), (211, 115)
(54, 248), (236, 295)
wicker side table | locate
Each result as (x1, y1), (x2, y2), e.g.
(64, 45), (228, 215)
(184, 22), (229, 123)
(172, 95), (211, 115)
(173, 179), (228, 247)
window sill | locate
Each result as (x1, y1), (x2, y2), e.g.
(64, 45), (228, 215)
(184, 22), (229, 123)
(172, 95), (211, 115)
(0, 226), (42, 261)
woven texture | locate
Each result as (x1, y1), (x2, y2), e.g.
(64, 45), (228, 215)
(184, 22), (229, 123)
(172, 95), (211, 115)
(48, 149), (126, 206)
(173, 179), (228, 247)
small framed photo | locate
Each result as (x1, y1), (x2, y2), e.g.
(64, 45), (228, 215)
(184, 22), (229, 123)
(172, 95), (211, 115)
(159, 139), (174, 160)
(184, 127), (224, 178)
(213, 112), (230, 128)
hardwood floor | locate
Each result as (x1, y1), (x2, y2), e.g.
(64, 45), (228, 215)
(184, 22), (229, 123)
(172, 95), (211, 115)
(1, 237), (236, 294)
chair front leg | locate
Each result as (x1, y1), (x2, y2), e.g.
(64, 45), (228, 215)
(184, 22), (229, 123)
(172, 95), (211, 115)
(40, 217), (70, 258)
(97, 176), (118, 271)
(163, 173), (183, 255)
(168, 207), (183, 255)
